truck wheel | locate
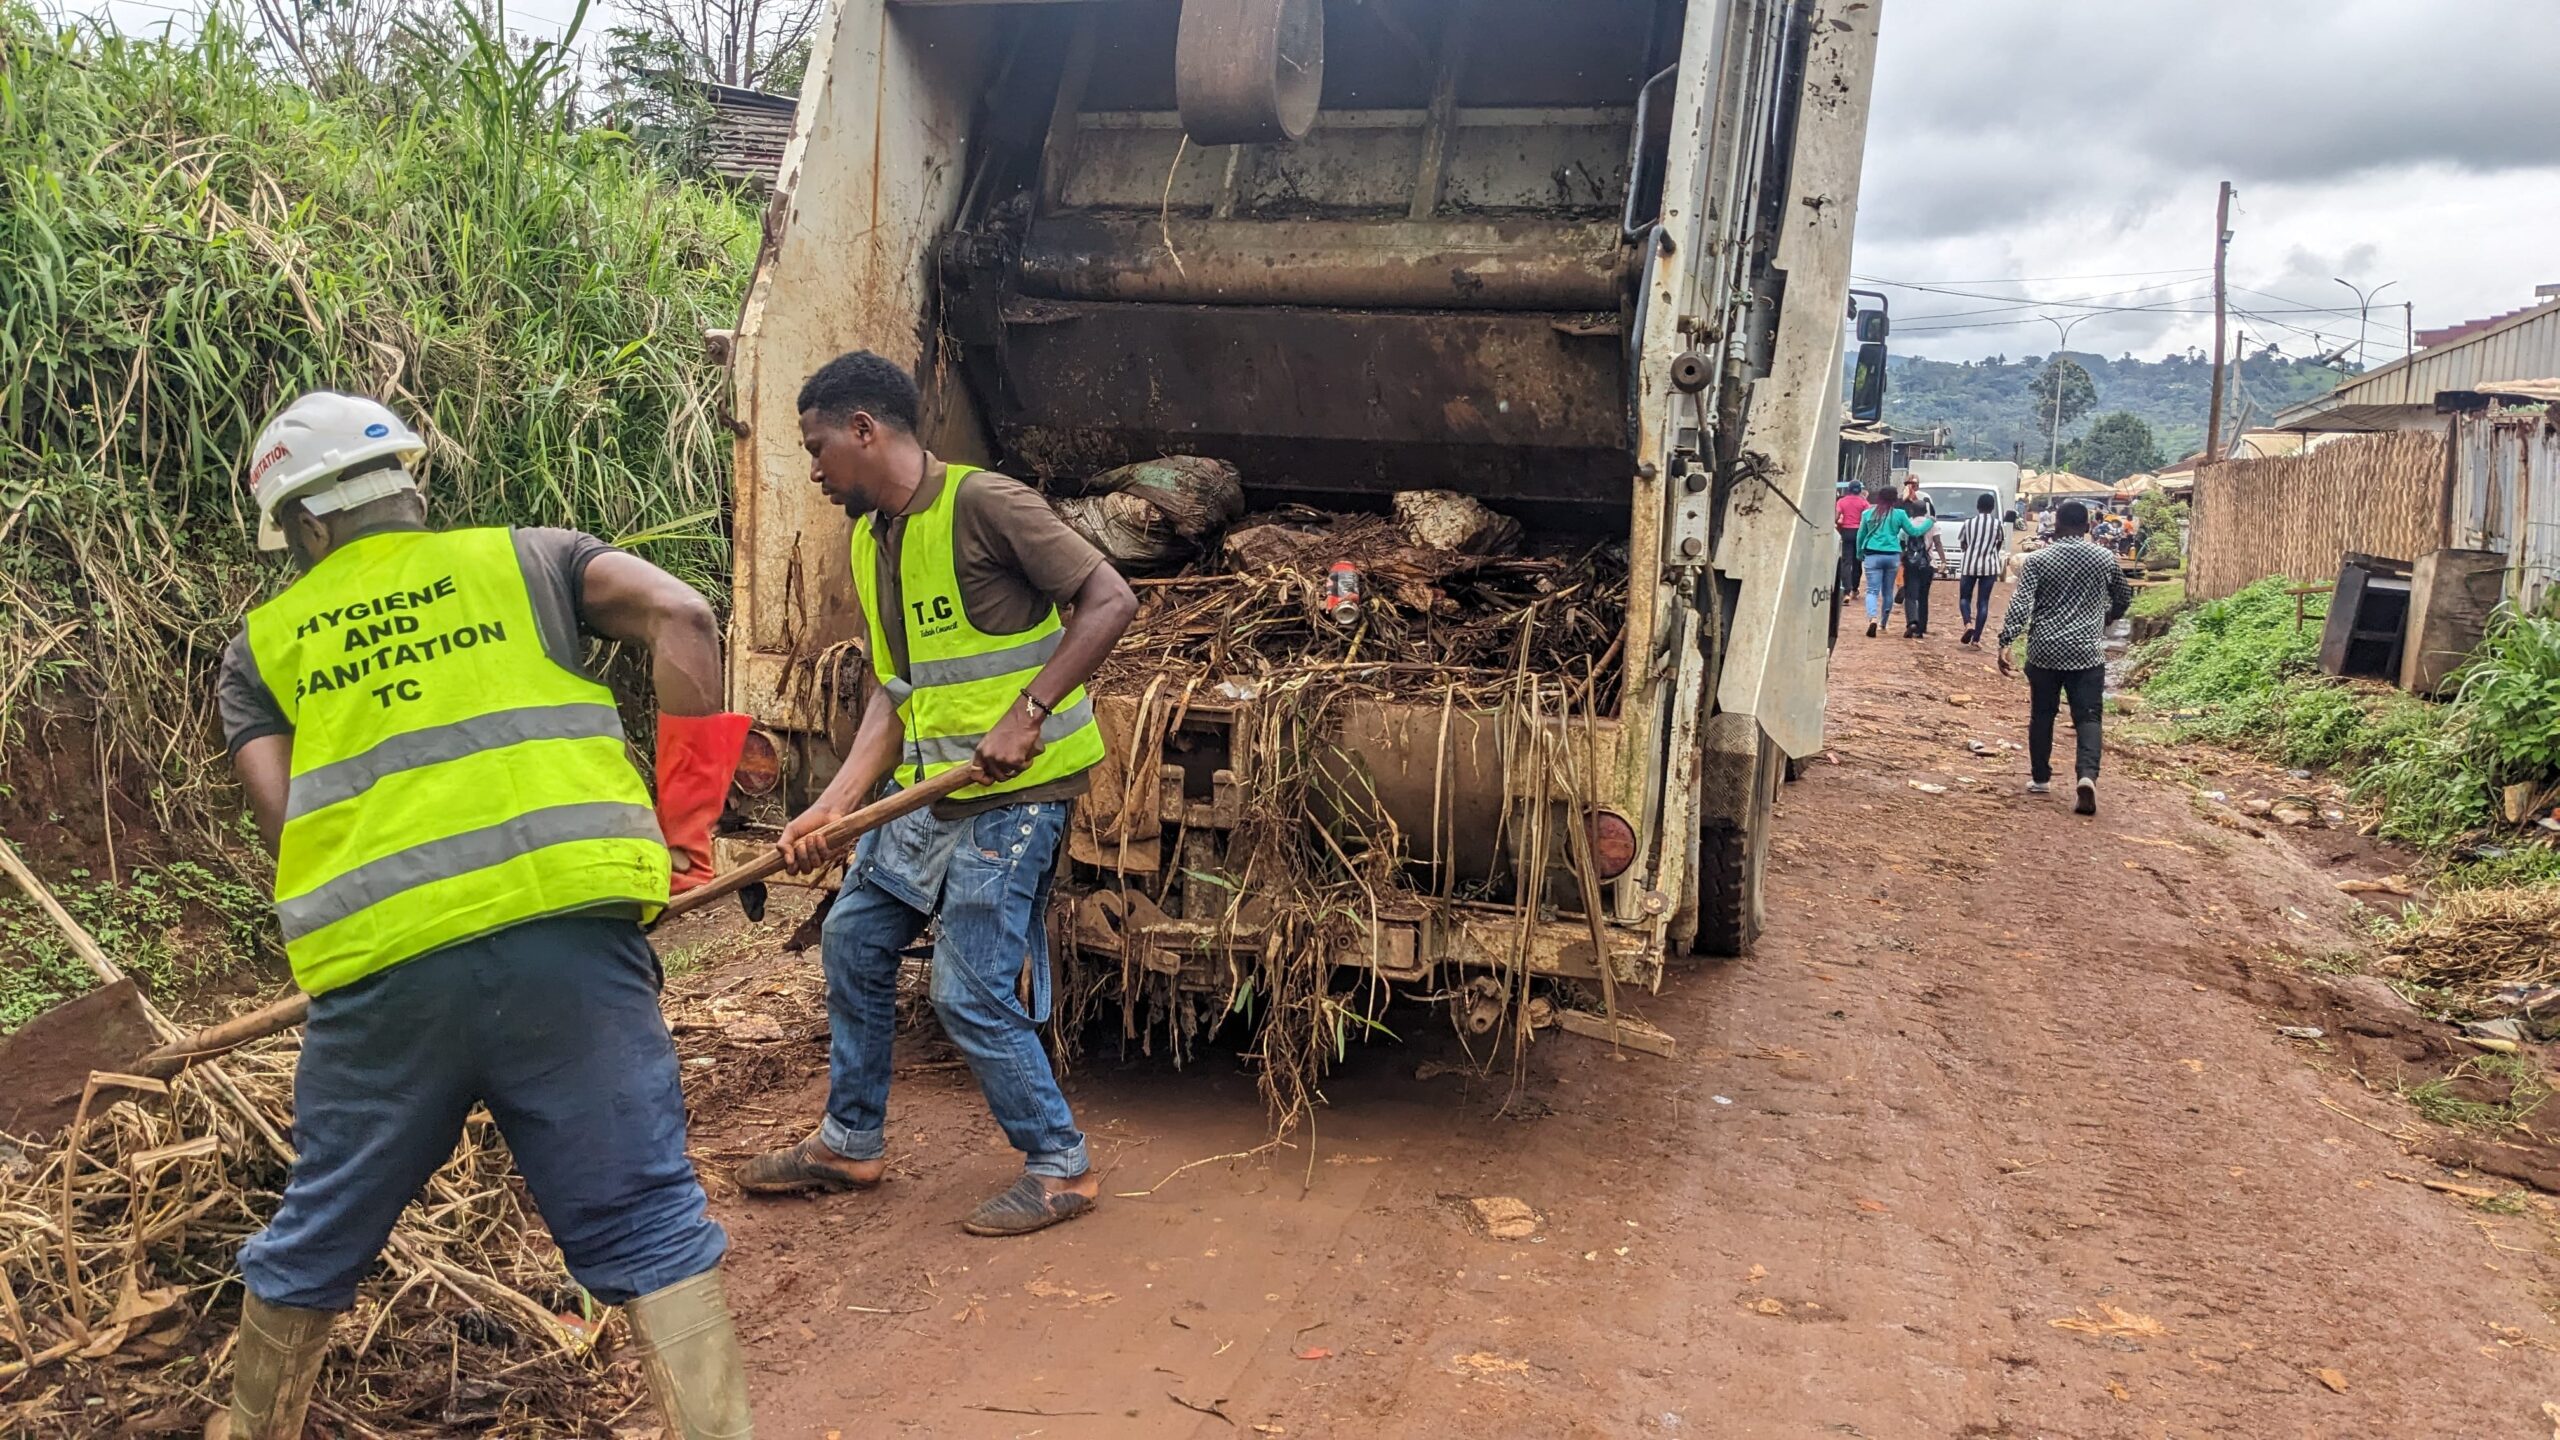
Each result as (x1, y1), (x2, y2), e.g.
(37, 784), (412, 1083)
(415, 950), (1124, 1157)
(1690, 729), (1781, 958)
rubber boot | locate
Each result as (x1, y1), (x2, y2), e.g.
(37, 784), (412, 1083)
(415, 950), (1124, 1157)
(626, 1269), (756, 1439)
(207, 1294), (336, 1439)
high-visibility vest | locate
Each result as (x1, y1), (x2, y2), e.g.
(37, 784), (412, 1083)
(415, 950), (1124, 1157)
(852, 465), (1106, 801)
(245, 527), (669, 995)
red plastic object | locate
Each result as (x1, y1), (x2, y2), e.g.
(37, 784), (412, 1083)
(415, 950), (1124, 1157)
(657, 711), (752, 894)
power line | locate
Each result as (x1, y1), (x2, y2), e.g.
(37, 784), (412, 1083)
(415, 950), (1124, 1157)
(1853, 273), (2216, 312)
(1855, 265), (2213, 286)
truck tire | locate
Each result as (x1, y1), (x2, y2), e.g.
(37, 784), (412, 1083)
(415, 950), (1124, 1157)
(1690, 728), (1781, 958)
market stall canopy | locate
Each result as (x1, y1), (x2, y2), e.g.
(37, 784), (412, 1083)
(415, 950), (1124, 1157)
(2018, 469), (2113, 497)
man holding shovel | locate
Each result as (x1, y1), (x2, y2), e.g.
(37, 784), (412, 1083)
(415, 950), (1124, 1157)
(211, 391), (756, 1439)
(737, 351), (1137, 1236)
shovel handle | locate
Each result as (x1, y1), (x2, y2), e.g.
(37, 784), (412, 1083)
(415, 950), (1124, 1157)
(135, 766), (986, 1076)
(657, 763), (981, 922)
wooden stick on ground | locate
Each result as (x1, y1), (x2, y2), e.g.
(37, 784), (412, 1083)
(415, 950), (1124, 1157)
(127, 763), (985, 1076)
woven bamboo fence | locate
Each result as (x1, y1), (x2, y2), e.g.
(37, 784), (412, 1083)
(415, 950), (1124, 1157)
(2189, 430), (2446, 599)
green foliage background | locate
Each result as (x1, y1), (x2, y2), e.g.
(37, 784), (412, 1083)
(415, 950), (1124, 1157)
(0, 8), (756, 835)
(1877, 350), (2347, 462)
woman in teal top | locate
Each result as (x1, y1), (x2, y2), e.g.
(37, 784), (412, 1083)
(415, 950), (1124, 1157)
(1856, 490), (1935, 636)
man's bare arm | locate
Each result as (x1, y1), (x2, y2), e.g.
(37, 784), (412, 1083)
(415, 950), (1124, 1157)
(580, 550), (724, 716)
(776, 586), (906, 869)
(235, 734), (294, 856)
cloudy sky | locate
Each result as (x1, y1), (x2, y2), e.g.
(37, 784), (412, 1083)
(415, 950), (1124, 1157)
(1854, 0), (2560, 366)
(77, 0), (2560, 372)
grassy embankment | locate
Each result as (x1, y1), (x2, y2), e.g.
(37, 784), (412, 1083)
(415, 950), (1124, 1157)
(2130, 577), (2560, 1018)
(0, 9), (755, 1025)
(2133, 577), (2560, 877)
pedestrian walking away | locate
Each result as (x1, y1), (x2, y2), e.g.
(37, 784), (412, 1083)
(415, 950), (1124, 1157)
(739, 351), (1139, 1237)
(1954, 493), (2007, 644)
(1834, 485), (1870, 608)
(1900, 510), (1945, 638)
(1858, 489), (1934, 638)
(1996, 500), (2132, 816)
(215, 392), (757, 1440)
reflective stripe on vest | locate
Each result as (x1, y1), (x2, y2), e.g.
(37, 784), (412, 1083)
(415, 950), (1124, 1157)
(851, 465), (1106, 801)
(245, 527), (669, 994)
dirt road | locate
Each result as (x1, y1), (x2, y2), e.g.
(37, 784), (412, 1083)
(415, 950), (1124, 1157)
(674, 618), (2560, 1439)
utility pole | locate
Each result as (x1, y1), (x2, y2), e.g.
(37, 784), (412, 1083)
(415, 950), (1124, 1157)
(2207, 180), (2233, 463)
(2404, 300), (2415, 356)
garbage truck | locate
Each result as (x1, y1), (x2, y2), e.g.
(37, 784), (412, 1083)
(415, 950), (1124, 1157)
(715, 0), (1886, 1023)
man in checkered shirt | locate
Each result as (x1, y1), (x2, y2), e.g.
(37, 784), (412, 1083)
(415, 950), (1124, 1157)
(1997, 501), (2132, 815)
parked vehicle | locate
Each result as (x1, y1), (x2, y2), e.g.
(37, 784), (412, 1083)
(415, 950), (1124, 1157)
(715, 0), (1885, 1002)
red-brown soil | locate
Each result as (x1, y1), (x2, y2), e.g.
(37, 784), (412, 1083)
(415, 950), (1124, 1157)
(657, 615), (2560, 1439)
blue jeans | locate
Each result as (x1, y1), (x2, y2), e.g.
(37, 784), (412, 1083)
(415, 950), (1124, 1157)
(818, 797), (1087, 1179)
(1862, 552), (1900, 623)
(240, 915), (725, 1310)
(1958, 573), (1997, 632)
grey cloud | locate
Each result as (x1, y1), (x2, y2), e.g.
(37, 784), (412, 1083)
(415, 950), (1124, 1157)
(1861, 0), (2560, 247)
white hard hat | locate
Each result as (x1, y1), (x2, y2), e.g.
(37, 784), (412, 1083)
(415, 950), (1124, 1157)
(246, 391), (427, 551)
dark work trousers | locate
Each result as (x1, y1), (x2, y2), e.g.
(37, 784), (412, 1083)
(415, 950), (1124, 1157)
(238, 915), (725, 1310)
(2026, 664), (2107, 784)
(1958, 574), (1998, 637)
(1836, 528), (1862, 599)
(1900, 566), (1934, 636)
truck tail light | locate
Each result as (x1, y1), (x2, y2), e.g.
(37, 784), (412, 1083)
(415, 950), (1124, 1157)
(1588, 810), (1637, 879)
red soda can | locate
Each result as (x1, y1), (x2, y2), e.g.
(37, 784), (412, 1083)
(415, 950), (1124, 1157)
(1322, 560), (1364, 627)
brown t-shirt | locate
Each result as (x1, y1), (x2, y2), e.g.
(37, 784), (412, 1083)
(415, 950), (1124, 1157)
(865, 462), (1106, 817)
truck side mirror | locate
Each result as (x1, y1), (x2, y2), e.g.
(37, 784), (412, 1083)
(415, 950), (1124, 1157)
(1856, 309), (1889, 343)
(1850, 341), (1887, 423)
(2004, 509), (2019, 525)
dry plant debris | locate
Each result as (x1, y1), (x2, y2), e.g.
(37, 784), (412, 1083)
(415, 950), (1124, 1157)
(1061, 508), (1632, 1131)
(2386, 886), (2560, 1011)
(0, 1032), (643, 1438)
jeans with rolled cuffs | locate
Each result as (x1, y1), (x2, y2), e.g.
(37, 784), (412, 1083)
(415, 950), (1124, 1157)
(818, 792), (1087, 1179)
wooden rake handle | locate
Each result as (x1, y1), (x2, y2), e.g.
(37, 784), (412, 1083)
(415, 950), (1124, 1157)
(134, 765), (983, 1077)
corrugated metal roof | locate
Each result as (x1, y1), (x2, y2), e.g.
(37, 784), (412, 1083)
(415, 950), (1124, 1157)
(691, 80), (796, 189)
(2274, 300), (2560, 431)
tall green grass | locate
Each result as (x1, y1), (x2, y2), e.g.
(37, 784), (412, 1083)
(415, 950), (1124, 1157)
(0, 6), (753, 838)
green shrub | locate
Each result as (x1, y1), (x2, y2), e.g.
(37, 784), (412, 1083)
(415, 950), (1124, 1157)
(2450, 609), (2560, 784)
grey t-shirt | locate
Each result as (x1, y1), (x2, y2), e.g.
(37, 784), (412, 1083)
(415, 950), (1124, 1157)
(217, 525), (617, 754)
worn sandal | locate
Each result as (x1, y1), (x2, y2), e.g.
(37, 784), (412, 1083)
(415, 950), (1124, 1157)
(962, 1173), (1095, 1236)
(735, 1133), (883, 1195)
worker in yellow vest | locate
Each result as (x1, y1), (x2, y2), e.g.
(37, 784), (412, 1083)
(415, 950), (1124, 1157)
(738, 351), (1137, 1236)
(212, 391), (756, 1439)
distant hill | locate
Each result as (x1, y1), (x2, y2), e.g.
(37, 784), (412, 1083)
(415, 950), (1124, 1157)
(1872, 350), (2349, 462)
